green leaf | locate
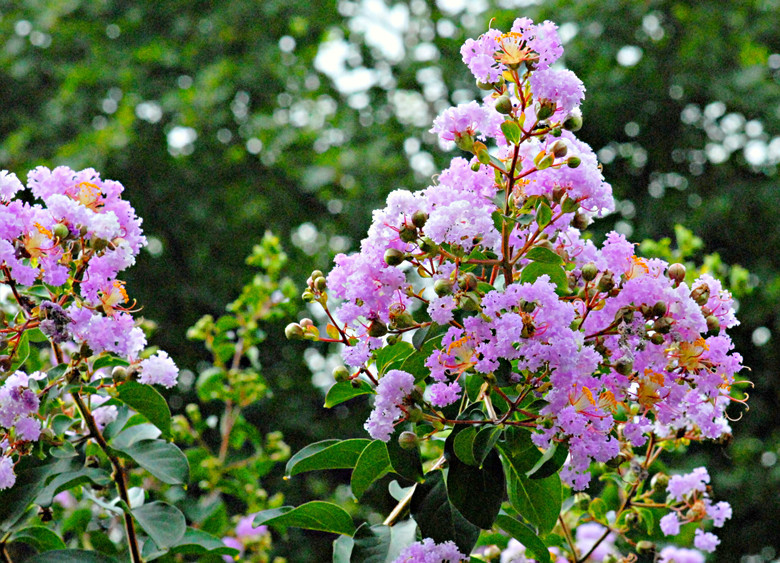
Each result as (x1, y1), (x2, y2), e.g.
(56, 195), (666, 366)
(324, 380), (374, 408)
(115, 439), (189, 485)
(453, 427), (478, 466)
(472, 426), (503, 466)
(519, 261), (568, 293)
(525, 247), (563, 265)
(588, 498), (607, 522)
(92, 355), (130, 371)
(446, 445), (505, 529)
(401, 334), (444, 383)
(167, 528), (240, 556)
(285, 439), (370, 478)
(386, 425), (423, 482)
(35, 467), (111, 507)
(351, 440), (391, 500)
(501, 121), (521, 145)
(116, 381), (172, 438)
(110, 423), (162, 450)
(489, 155), (507, 173)
(27, 551), (118, 563)
(495, 515), (551, 563)
(347, 520), (418, 563)
(409, 471), (480, 555)
(9, 526), (67, 552)
(10, 332), (30, 372)
(525, 442), (568, 480)
(333, 535), (355, 563)
(133, 501), (187, 549)
(505, 470), (562, 535)
(253, 501), (355, 536)
(374, 342), (414, 375)
(635, 507), (655, 534)
(536, 202), (552, 227)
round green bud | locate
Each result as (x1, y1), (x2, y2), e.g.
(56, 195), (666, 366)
(605, 454), (627, 468)
(398, 431), (419, 450)
(458, 273), (478, 292)
(111, 366), (128, 383)
(470, 161), (481, 172)
(333, 366), (350, 383)
(581, 262), (598, 282)
(536, 100), (555, 121)
(399, 224), (418, 243)
(384, 248), (406, 266)
(52, 223), (70, 241)
(455, 133), (475, 152)
(614, 357), (633, 376)
(650, 332), (665, 345)
(90, 238), (108, 251)
(652, 300), (668, 317)
(650, 472), (669, 491)
(706, 314), (721, 334)
(563, 111), (583, 131)
(300, 318), (315, 328)
(550, 140), (568, 158)
(284, 323), (305, 340)
(311, 270), (324, 280)
(667, 263), (686, 284)
(314, 276), (327, 291)
(495, 95), (513, 115)
(597, 271), (615, 293)
(407, 407), (424, 423)
(386, 333), (402, 346)
(301, 289), (315, 302)
(636, 541), (655, 556)
(476, 79), (496, 91)
(619, 307), (635, 323)
(653, 316), (673, 334)
(552, 186), (565, 203)
(367, 319), (388, 338)
(411, 210), (428, 229)
(566, 156), (581, 168)
(392, 311), (416, 330)
(433, 278), (453, 297)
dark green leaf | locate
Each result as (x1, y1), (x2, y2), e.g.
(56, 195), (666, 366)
(116, 381), (172, 438)
(133, 501), (187, 549)
(285, 439), (370, 478)
(324, 380), (374, 408)
(525, 442), (568, 480)
(386, 425), (423, 482)
(505, 470), (562, 535)
(519, 262), (568, 292)
(92, 355), (130, 370)
(253, 501), (355, 536)
(410, 471), (480, 555)
(27, 551), (118, 562)
(35, 467), (111, 507)
(333, 535), (355, 563)
(374, 342), (414, 375)
(453, 427), (478, 466)
(167, 528), (241, 556)
(446, 447), (505, 529)
(110, 423), (162, 450)
(0, 457), (74, 532)
(351, 440), (391, 500)
(348, 520), (418, 563)
(116, 439), (189, 485)
(472, 426), (503, 466)
(525, 247), (564, 265)
(46, 364), (68, 382)
(501, 120), (521, 145)
(536, 202), (552, 228)
(494, 514), (551, 563)
(9, 526), (66, 552)
(401, 334), (444, 383)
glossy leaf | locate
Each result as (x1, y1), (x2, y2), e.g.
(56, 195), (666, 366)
(446, 447), (505, 529)
(536, 202), (552, 227)
(525, 246), (564, 265)
(501, 120), (521, 145)
(116, 381), (172, 438)
(27, 551), (118, 562)
(386, 425), (423, 482)
(351, 440), (391, 500)
(92, 355), (129, 370)
(453, 427), (478, 466)
(285, 439), (370, 478)
(374, 342), (414, 375)
(116, 440), (189, 485)
(495, 514), (551, 563)
(519, 261), (568, 293)
(505, 469), (562, 535)
(324, 380), (374, 408)
(525, 442), (568, 480)
(110, 423), (162, 450)
(9, 526), (66, 552)
(344, 520), (418, 563)
(133, 501), (187, 549)
(409, 471), (480, 555)
(254, 501), (355, 536)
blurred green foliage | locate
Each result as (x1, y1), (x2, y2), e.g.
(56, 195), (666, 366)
(0, 0), (777, 560)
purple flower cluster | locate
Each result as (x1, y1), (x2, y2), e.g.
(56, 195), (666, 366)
(0, 370), (46, 489)
(365, 369), (415, 441)
(393, 538), (466, 563)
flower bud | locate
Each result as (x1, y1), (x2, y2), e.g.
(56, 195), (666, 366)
(650, 472), (669, 491)
(691, 284), (710, 306)
(411, 210), (428, 229)
(284, 323), (305, 340)
(566, 156), (581, 168)
(652, 301), (668, 317)
(407, 407), (424, 423)
(332, 366), (350, 383)
(384, 248), (406, 266)
(52, 223), (70, 241)
(112, 366), (128, 384)
(314, 276), (327, 291)
(536, 100), (555, 120)
(650, 332), (665, 345)
(476, 79), (496, 91)
(386, 333), (402, 346)
(572, 212), (589, 230)
(520, 300), (536, 313)
(367, 319), (388, 338)
(581, 262), (598, 282)
(398, 431), (419, 450)
(433, 278), (453, 297)
(653, 316), (673, 334)
(311, 270), (324, 280)
(667, 263), (686, 284)
(419, 237), (438, 255)
(597, 271), (615, 293)
(614, 358), (633, 376)
(90, 238), (108, 251)
(399, 224), (418, 243)
(706, 314), (720, 334)
(550, 140), (568, 158)
(470, 161), (481, 172)
(391, 311), (416, 330)
(605, 454), (627, 468)
(301, 289), (315, 302)
(455, 133), (475, 152)
(563, 111), (583, 131)
(495, 95), (513, 115)
(458, 273), (478, 292)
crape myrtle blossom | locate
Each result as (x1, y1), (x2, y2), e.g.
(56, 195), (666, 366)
(393, 538), (466, 563)
(286, 16), (745, 560)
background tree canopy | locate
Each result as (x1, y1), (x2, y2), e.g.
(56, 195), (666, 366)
(0, 0), (777, 560)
